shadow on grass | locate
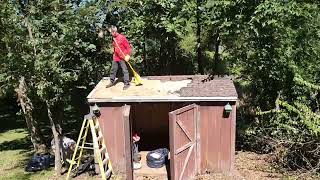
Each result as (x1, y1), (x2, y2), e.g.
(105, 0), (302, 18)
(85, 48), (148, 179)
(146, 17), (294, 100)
(0, 136), (32, 151)
(0, 95), (26, 134)
(0, 113), (25, 134)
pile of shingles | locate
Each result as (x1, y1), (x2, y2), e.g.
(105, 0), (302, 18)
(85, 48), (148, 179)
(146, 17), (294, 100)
(147, 75), (237, 97)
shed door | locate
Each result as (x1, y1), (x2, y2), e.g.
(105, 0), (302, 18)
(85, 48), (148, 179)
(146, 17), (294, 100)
(169, 104), (200, 180)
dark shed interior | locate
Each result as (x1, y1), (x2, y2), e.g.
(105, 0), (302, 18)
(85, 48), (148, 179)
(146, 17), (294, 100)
(130, 103), (187, 151)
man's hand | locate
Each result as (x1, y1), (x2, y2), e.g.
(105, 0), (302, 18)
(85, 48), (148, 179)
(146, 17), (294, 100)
(124, 55), (130, 62)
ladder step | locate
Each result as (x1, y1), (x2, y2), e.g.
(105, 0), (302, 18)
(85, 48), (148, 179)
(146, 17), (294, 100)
(78, 145), (94, 150)
(84, 147), (95, 150)
(80, 135), (86, 140)
(97, 134), (103, 141)
(102, 157), (110, 165)
(72, 166), (78, 171)
(75, 157), (81, 161)
(95, 123), (100, 129)
(100, 146), (106, 154)
(105, 169), (112, 178)
(66, 159), (75, 165)
(67, 155), (81, 165)
(104, 153), (109, 159)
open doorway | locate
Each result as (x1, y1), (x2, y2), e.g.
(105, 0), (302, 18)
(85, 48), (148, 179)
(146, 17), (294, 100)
(130, 103), (174, 179)
(128, 102), (199, 180)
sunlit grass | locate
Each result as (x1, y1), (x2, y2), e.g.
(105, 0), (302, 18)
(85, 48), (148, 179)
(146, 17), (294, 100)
(0, 129), (56, 180)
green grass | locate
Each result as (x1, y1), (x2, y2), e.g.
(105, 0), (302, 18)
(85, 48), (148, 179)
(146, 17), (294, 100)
(0, 129), (57, 180)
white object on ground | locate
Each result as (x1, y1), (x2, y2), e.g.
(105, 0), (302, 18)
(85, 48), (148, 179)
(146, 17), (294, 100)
(133, 162), (142, 170)
(150, 152), (161, 159)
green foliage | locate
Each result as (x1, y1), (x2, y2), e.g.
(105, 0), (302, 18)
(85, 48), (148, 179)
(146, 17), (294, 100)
(1, 1), (110, 103)
(1, 0), (320, 173)
(235, 0), (320, 171)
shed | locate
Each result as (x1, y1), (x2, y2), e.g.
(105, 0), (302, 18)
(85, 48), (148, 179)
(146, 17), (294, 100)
(87, 75), (238, 180)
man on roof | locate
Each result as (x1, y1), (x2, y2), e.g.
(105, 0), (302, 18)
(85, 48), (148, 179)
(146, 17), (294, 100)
(99, 25), (132, 90)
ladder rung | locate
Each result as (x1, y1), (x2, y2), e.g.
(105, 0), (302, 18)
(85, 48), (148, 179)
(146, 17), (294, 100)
(102, 158), (109, 165)
(75, 157), (81, 161)
(105, 169), (112, 178)
(72, 166), (78, 171)
(100, 146), (106, 154)
(104, 153), (109, 159)
(97, 134), (103, 141)
(66, 159), (75, 165)
(82, 146), (94, 150)
(77, 144), (93, 149)
(67, 155), (81, 165)
(80, 135), (86, 140)
(95, 123), (100, 129)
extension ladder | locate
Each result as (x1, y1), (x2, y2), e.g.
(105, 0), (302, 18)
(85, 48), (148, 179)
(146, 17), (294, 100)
(66, 113), (112, 180)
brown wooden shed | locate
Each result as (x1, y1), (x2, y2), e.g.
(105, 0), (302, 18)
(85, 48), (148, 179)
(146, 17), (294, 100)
(87, 75), (238, 180)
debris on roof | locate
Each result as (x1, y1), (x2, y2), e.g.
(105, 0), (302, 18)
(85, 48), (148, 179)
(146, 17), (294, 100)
(87, 75), (238, 101)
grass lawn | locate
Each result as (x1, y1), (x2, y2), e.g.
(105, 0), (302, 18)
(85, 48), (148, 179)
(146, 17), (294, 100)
(0, 129), (58, 180)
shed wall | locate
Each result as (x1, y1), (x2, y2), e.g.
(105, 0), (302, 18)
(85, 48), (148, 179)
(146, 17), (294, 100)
(199, 102), (236, 173)
(98, 103), (131, 178)
(97, 101), (236, 177)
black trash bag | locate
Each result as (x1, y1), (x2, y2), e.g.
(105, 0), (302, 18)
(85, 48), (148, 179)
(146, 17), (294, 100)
(146, 148), (169, 168)
(73, 156), (96, 178)
(25, 154), (54, 172)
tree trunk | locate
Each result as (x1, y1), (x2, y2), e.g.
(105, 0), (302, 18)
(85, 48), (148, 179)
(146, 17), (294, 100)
(25, 17), (37, 56)
(143, 32), (147, 73)
(196, 0), (204, 75)
(214, 33), (221, 76)
(275, 91), (281, 111)
(46, 101), (62, 174)
(15, 77), (45, 152)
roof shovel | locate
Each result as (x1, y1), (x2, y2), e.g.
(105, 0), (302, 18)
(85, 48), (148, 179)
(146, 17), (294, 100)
(127, 62), (143, 86)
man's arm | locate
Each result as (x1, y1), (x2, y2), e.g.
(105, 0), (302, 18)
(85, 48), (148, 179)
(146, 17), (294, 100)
(122, 36), (132, 55)
(121, 35), (131, 61)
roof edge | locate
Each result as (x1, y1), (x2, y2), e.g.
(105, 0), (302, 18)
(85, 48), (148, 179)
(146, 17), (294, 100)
(87, 96), (238, 103)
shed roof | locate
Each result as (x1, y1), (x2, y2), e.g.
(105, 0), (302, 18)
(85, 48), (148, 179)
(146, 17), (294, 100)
(87, 75), (238, 102)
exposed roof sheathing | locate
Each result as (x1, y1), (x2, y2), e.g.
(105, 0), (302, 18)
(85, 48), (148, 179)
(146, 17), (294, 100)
(87, 75), (238, 102)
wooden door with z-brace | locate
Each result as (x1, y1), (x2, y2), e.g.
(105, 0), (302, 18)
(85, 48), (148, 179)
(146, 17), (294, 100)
(169, 104), (200, 180)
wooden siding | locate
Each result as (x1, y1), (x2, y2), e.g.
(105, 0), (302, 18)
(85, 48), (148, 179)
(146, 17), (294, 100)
(98, 103), (131, 178)
(169, 104), (199, 180)
(199, 102), (236, 173)
(97, 101), (236, 178)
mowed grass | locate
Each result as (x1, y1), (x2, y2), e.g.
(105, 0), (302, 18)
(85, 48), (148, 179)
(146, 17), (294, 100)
(0, 129), (58, 180)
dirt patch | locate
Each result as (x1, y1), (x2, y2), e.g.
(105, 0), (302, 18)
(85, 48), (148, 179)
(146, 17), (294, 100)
(196, 151), (317, 180)
(235, 151), (283, 180)
(69, 151), (318, 179)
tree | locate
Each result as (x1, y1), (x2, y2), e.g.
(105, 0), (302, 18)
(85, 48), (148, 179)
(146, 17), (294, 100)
(0, 1), (46, 152)
(1, 0), (109, 173)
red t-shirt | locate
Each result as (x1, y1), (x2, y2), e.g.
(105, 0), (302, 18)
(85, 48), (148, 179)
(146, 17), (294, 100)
(112, 33), (132, 62)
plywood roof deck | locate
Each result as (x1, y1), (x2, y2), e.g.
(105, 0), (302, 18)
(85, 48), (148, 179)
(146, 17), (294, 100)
(87, 75), (238, 102)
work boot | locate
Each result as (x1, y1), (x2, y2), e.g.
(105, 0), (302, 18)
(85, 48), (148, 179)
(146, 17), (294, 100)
(106, 81), (115, 88)
(123, 83), (130, 90)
